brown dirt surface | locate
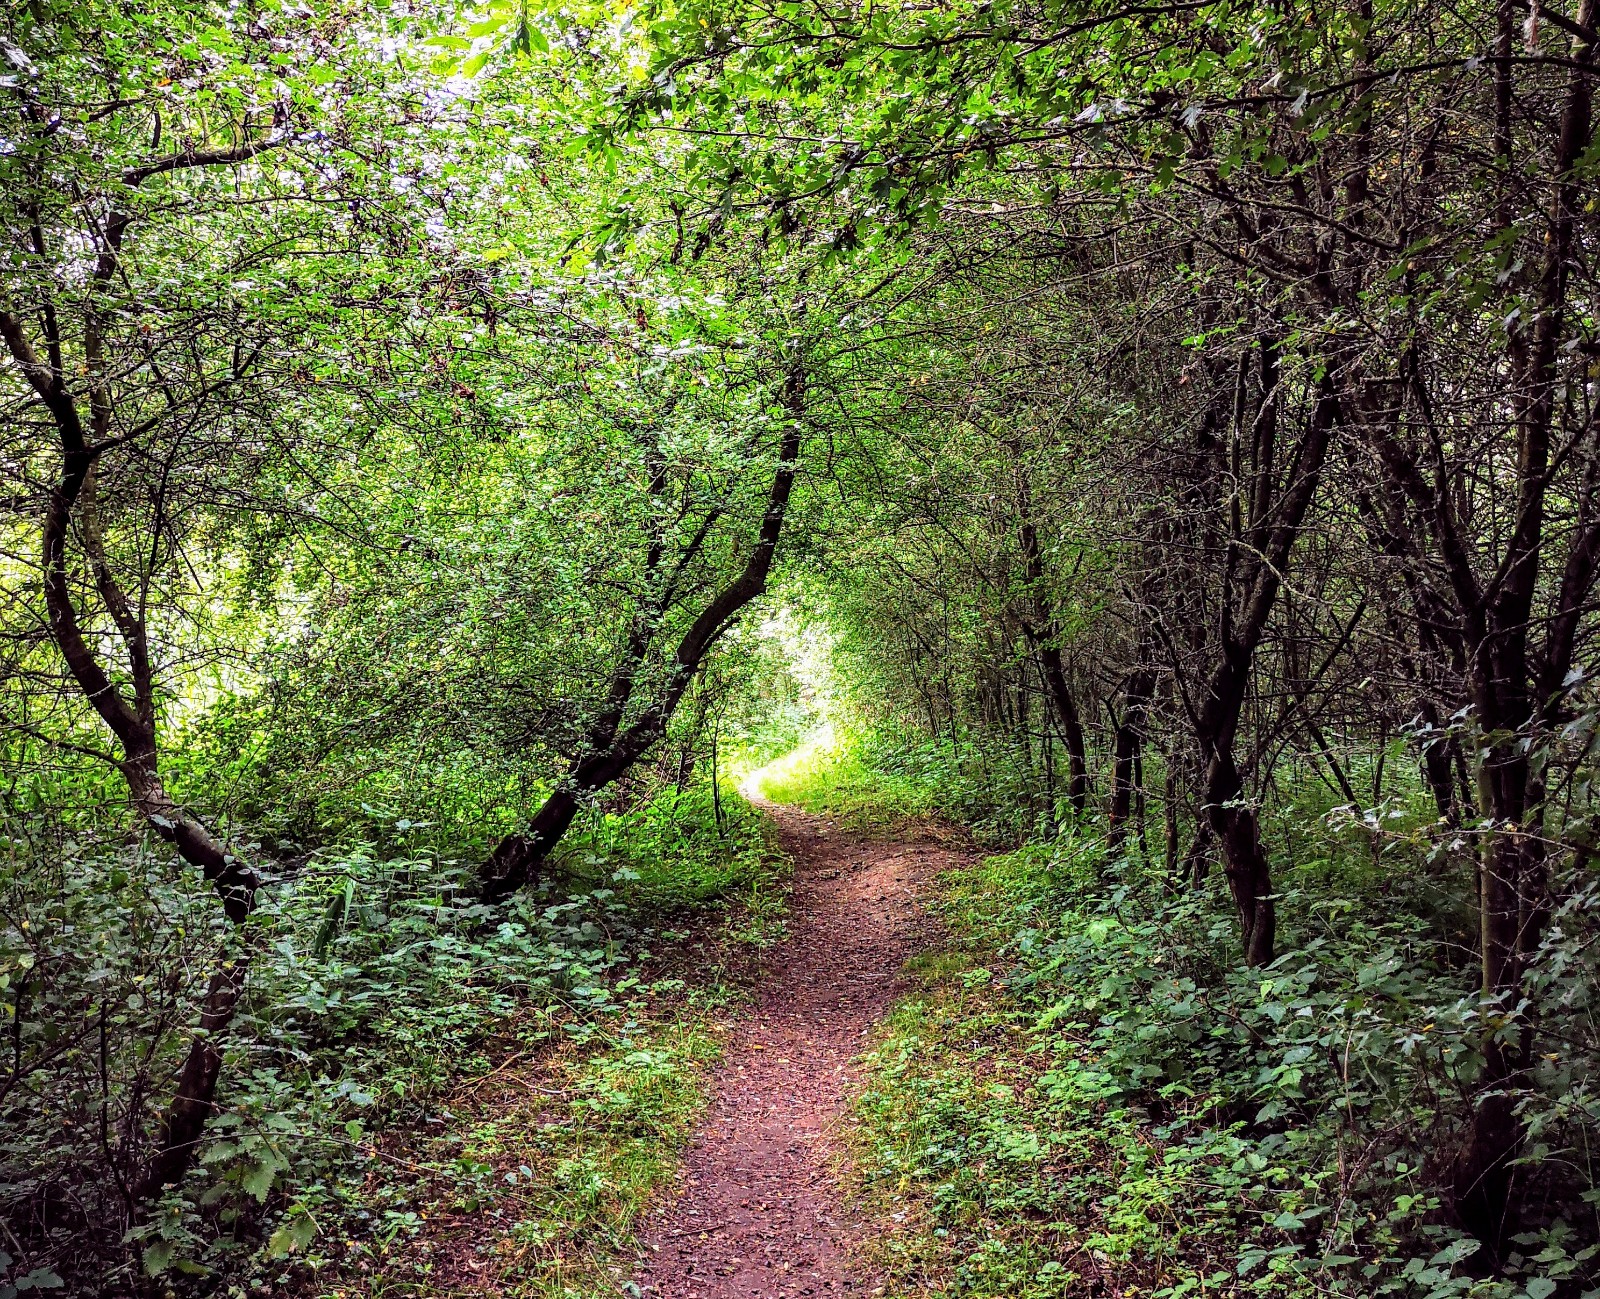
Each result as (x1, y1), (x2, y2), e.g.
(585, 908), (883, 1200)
(631, 804), (964, 1299)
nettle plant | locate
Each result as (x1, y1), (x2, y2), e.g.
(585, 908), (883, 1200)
(977, 818), (1600, 1295)
(3, 783), (770, 1289)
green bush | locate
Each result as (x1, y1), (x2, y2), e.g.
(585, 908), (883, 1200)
(0, 777), (776, 1294)
(787, 731), (1600, 1299)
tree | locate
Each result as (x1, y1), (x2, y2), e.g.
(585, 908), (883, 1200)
(480, 359), (808, 896)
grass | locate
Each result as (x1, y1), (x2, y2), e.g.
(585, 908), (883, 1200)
(753, 725), (941, 831)
(843, 845), (1217, 1299)
(798, 729), (1552, 1299)
(276, 791), (792, 1299)
(314, 1001), (724, 1299)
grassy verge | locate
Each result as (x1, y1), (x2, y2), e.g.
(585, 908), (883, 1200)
(754, 726), (942, 831)
(845, 845), (1238, 1299)
(296, 831), (793, 1299)
(312, 997), (725, 1298)
(785, 731), (1577, 1299)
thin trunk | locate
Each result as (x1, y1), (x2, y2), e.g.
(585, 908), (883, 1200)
(0, 309), (258, 1201)
(1039, 644), (1089, 813)
(711, 717), (724, 837)
(481, 363), (806, 898)
(1010, 451), (1091, 813)
(1108, 666), (1154, 849)
(1193, 366), (1341, 965)
(1163, 762), (1180, 881)
(1454, 1), (1598, 1243)
(1416, 698), (1459, 825)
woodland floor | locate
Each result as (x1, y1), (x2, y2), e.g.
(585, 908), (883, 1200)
(628, 803), (959, 1299)
(328, 805), (963, 1299)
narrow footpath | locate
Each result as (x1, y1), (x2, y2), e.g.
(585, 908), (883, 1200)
(631, 805), (959, 1299)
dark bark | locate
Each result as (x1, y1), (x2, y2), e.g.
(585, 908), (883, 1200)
(1415, 698), (1459, 826)
(1183, 820), (1214, 889)
(1037, 644), (1089, 814)
(1163, 761), (1181, 882)
(1205, 744), (1276, 967)
(1189, 367), (1340, 966)
(0, 309), (257, 1200)
(1108, 665), (1154, 849)
(1347, 0), (1600, 1241)
(130, 956), (250, 1201)
(1012, 467), (1089, 812)
(480, 363), (807, 899)
(0, 131), (284, 1200)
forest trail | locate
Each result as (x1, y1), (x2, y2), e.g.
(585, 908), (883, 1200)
(631, 804), (959, 1299)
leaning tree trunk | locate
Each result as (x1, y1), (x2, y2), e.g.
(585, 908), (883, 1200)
(1, 308), (259, 1203)
(481, 364), (806, 899)
(1189, 366), (1340, 967)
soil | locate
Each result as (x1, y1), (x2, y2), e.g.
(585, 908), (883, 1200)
(631, 804), (962, 1299)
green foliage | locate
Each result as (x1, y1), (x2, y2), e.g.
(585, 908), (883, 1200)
(761, 723), (1068, 845)
(835, 768), (1600, 1298)
(6, 0), (1600, 1290)
(0, 777), (777, 1293)
(1, 3), (826, 1285)
(304, 1008), (725, 1298)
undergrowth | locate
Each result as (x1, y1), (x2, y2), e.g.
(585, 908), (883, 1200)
(756, 726), (1039, 839)
(776, 732), (1600, 1299)
(300, 991), (726, 1298)
(2, 780), (786, 1297)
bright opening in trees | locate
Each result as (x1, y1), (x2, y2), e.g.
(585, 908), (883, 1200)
(4, 0), (1600, 1292)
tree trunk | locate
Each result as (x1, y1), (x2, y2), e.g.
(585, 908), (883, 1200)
(131, 956), (250, 1201)
(1415, 698), (1459, 826)
(1006, 446), (1091, 815)
(1189, 366), (1341, 965)
(1038, 644), (1090, 814)
(1205, 747), (1276, 966)
(1108, 666), (1154, 849)
(0, 308), (259, 1202)
(481, 362), (806, 898)
(1163, 762), (1181, 881)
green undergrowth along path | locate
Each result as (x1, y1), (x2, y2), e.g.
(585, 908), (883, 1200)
(11, 783), (787, 1298)
(267, 792), (790, 1299)
(783, 738), (1588, 1299)
(308, 991), (726, 1299)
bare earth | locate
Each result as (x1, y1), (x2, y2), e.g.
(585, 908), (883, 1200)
(631, 805), (959, 1299)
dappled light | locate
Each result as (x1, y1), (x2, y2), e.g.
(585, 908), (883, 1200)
(737, 722), (836, 803)
(5, 0), (1600, 1295)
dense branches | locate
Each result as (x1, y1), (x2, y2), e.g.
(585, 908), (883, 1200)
(6, 0), (1600, 1289)
(613, 0), (1600, 1264)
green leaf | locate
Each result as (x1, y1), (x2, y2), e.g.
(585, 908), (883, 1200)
(266, 1213), (317, 1258)
(242, 1159), (278, 1202)
(142, 1242), (175, 1278)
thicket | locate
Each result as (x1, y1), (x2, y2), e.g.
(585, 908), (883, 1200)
(0, 3), (815, 1291)
(765, 723), (1599, 1295)
(6, 0), (1600, 1293)
(677, 0), (1600, 1280)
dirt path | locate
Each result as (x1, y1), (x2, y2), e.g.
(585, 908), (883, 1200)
(631, 805), (957, 1299)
